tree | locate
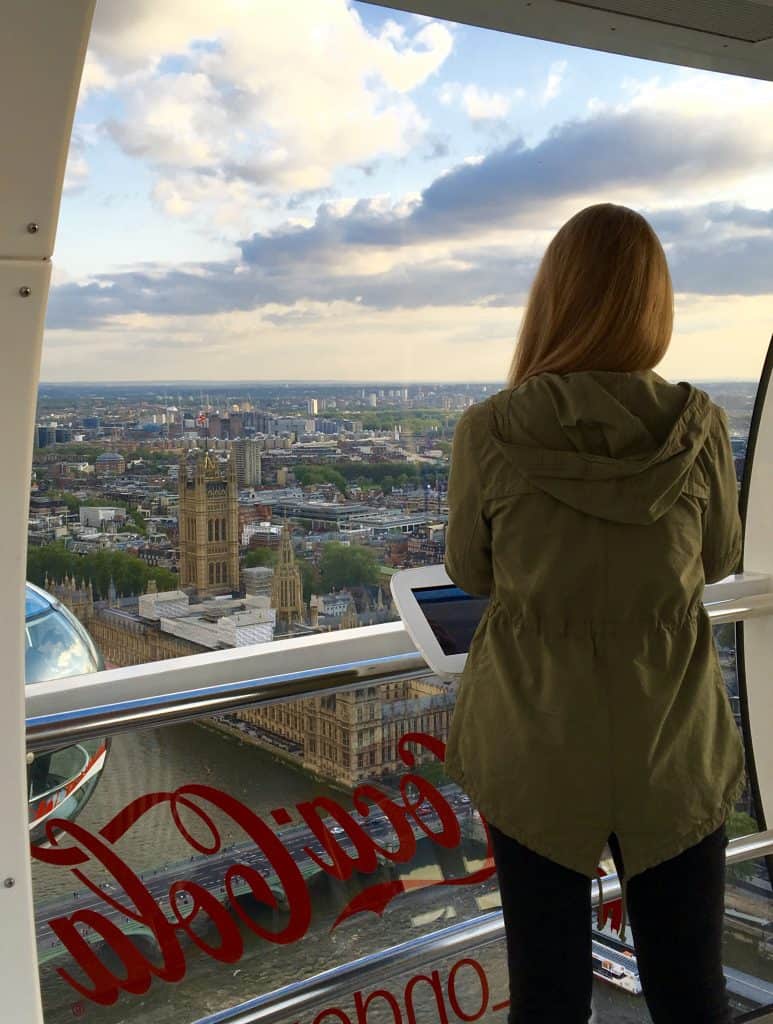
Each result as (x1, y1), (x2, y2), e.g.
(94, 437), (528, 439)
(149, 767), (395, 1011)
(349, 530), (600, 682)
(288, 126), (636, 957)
(39, 444), (101, 463)
(57, 492), (82, 515)
(298, 559), (322, 603)
(319, 542), (379, 592)
(244, 547), (278, 568)
(358, 410), (446, 433)
(27, 543), (177, 599)
(294, 465), (348, 495)
(338, 462), (418, 487)
(27, 542), (71, 584)
(129, 509), (147, 535)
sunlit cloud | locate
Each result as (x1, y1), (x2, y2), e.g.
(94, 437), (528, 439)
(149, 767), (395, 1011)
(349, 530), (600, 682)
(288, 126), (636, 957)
(541, 60), (567, 104)
(47, 7), (773, 381)
(86, 0), (453, 222)
(438, 81), (523, 121)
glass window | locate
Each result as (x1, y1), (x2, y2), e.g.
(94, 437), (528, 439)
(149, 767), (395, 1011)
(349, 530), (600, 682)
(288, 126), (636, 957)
(25, 604), (100, 684)
(25, 3), (773, 1020)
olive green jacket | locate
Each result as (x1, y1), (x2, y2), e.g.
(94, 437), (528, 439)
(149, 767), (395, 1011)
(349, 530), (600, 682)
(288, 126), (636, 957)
(443, 368), (745, 938)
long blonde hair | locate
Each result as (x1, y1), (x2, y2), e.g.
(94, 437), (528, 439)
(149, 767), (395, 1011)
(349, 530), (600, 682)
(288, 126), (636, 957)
(506, 203), (673, 389)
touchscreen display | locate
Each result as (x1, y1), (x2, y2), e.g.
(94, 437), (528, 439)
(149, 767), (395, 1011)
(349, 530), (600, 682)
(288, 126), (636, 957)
(412, 585), (489, 655)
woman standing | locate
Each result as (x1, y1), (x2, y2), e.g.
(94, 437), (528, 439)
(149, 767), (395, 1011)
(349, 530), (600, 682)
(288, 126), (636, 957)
(443, 203), (744, 1023)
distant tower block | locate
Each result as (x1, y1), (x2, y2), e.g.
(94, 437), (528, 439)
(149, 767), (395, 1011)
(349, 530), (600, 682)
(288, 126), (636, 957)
(232, 437), (262, 487)
(178, 449), (240, 597)
(271, 521), (305, 627)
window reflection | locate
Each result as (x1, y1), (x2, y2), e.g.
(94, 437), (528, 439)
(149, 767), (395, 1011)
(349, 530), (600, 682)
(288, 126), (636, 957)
(24, 585), (101, 679)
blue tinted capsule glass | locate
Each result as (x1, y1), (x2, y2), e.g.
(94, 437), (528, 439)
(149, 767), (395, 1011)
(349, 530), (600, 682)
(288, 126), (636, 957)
(24, 583), (103, 684)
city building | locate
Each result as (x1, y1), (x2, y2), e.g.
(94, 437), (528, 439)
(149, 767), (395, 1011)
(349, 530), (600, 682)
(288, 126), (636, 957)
(94, 452), (126, 476)
(232, 437), (263, 487)
(78, 506), (127, 529)
(243, 565), (274, 599)
(270, 521), (306, 627)
(138, 588), (275, 648)
(242, 520), (282, 548)
(49, 575), (452, 792)
(36, 426), (57, 447)
(178, 449), (240, 597)
(234, 677), (455, 788)
(7, 6), (773, 1022)
(46, 577), (203, 666)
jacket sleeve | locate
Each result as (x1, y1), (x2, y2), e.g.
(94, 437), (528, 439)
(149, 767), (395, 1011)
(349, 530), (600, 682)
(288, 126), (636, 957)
(444, 407), (493, 596)
(700, 404), (743, 585)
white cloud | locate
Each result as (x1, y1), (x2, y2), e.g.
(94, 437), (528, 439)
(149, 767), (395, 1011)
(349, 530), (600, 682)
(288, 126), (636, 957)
(378, 19), (407, 46)
(41, 301), (520, 382)
(438, 82), (522, 120)
(54, 16), (773, 383)
(620, 68), (773, 118)
(85, 0), (453, 219)
(614, 68), (773, 205)
(151, 175), (275, 228)
(41, 291), (771, 383)
(63, 131), (89, 193)
(542, 60), (567, 104)
(461, 84), (514, 120)
(77, 54), (116, 102)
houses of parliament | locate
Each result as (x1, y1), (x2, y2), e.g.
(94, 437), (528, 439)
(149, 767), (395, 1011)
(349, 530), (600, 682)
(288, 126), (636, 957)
(49, 449), (454, 790)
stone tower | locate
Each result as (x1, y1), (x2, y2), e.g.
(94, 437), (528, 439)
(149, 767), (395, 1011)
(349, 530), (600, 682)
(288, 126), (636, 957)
(47, 575), (94, 626)
(340, 599), (358, 630)
(271, 521), (305, 627)
(178, 448), (240, 596)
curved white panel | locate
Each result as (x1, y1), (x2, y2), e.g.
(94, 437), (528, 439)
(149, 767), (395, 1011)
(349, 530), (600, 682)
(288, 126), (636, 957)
(0, 0), (94, 260)
(372, 1), (773, 83)
(739, 337), (773, 838)
(0, 1), (95, 1019)
(0, 259), (51, 1022)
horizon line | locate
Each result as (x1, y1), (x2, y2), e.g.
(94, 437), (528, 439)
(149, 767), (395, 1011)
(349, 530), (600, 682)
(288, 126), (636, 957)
(37, 377), (757, 386)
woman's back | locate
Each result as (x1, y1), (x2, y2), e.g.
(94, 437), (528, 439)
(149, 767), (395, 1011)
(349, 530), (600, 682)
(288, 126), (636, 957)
(450, 203), (741, 1021)
(449, 367), (737, 623)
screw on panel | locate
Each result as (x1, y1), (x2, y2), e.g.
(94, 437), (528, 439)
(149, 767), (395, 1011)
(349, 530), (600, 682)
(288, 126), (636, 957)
(27, 222), (39, 234)
(18, 287), (31, 297)
(3, 878), (14, 889)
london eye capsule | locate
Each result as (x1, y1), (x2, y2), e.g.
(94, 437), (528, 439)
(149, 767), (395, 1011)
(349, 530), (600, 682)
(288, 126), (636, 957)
(25, 582), (110, 846)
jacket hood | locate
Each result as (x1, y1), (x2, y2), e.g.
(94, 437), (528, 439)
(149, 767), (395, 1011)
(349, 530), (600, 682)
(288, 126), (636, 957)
(488, 369), (712, 525)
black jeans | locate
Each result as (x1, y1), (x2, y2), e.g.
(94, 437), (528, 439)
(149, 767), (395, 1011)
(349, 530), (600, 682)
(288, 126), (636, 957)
(488, 820), (732, 1023)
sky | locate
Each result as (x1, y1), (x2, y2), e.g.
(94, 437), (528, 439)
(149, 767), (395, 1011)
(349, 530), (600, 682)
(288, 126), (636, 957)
(42, 0), (773, 383)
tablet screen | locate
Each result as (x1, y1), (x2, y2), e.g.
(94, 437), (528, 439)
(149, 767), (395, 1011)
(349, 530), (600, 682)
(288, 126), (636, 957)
(412, 585), (489, 656)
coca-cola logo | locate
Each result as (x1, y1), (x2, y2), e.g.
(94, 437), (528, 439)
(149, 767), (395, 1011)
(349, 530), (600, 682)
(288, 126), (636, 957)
(299, 952), (509, 1023)
(32, 731), (622, 1008)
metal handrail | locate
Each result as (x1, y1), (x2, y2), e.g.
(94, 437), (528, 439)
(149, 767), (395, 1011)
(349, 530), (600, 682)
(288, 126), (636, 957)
(194, 829), (773, 1024)
(24, 576), (773, 752)
(23, 575), (773, 1023)
(26, 648), (430, 752)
